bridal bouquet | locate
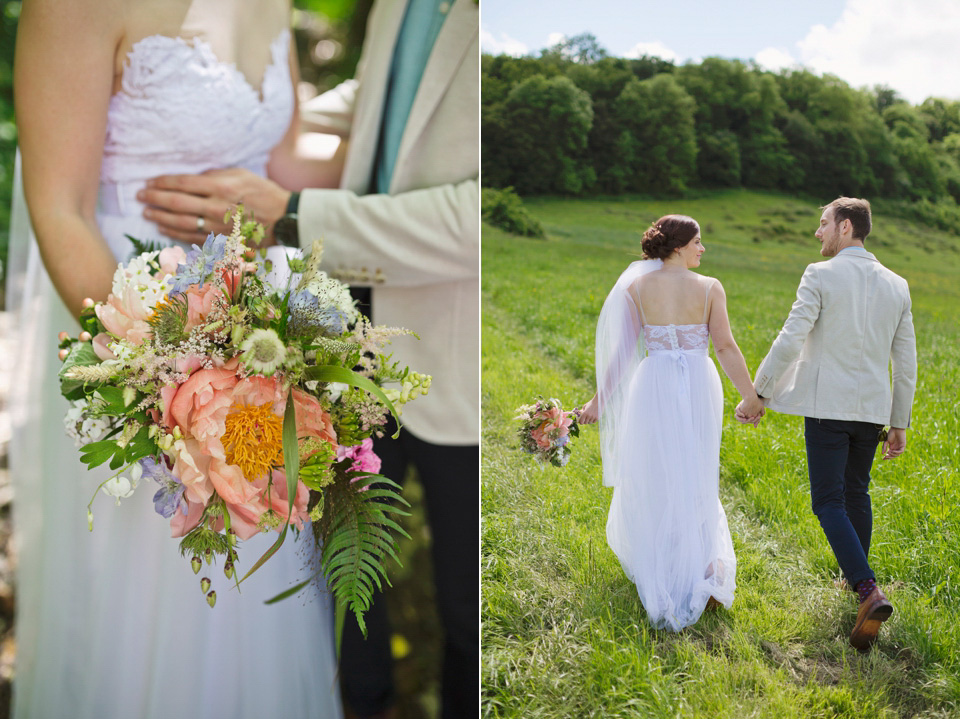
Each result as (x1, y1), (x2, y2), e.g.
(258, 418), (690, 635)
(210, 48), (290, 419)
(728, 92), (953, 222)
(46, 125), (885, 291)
(515, 397), (580, 467)
(58, 211), (429, 634)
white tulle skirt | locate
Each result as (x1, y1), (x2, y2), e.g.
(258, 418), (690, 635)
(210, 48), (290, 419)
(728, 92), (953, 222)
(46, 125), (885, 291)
(605, 349), (737, 631)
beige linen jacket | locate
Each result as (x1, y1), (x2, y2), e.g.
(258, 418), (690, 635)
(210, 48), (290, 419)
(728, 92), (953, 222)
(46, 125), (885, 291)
(296, 0), (479, 445)
(754, 248), (917, 428)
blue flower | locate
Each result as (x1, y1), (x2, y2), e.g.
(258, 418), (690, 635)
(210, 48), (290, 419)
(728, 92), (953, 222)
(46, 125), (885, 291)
(167, 233), (228, 296)
(140, 456), (187, 518)
(287, 288), (350, 336)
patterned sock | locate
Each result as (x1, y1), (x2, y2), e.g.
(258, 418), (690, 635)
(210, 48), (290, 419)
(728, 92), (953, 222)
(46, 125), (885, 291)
(855, 578), (877, 603)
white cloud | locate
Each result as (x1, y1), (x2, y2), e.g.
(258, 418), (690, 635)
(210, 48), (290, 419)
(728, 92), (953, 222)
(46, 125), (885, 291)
(755, 47), (798, 73)
(546, 32), (566, 47)
(796, 0), (960, 103)
(624, 41), (680, 64)
(481, 27), (530, 57)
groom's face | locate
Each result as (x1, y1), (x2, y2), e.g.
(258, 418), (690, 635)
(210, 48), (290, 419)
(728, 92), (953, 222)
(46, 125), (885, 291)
(816, 208), (842, 257)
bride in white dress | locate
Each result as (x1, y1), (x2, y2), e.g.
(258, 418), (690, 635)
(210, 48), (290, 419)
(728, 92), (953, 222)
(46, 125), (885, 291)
(580, 215), (765, 631)
(7, 1), (341, 716)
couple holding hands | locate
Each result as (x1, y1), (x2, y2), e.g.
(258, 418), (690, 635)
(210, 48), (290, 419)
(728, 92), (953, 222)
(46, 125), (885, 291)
(580, 197), (916, 650)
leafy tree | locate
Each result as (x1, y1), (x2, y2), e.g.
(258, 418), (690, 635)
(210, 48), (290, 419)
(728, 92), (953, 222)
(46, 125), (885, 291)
(499, 75), (595, 194)
(543, 32), (608, 65)
(613, 74), (697, 194)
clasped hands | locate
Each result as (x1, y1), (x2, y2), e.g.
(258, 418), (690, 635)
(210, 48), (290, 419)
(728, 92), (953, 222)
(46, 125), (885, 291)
(735, 394), (765, 427)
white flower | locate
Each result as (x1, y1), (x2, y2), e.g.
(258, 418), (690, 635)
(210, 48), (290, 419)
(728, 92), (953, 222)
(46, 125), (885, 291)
(101, 463), (143, 504)
(239, 328), (287, 375)
(110, 251), (168, 310)
(302, 271), (359, 325)
(63, 398), (111, 447)
(324, 381), (348, 402)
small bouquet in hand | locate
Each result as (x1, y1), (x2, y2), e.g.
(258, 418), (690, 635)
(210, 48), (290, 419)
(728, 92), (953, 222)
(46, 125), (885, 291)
(58, 210), (430, 635)
(515, 397), (580, 467)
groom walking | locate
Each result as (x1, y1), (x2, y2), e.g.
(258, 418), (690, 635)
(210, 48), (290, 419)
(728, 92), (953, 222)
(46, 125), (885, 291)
(738, 197), (916, 651)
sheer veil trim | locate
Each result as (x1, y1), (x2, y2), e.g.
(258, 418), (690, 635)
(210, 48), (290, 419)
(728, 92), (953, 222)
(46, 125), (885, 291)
(595, 258), (662, 488)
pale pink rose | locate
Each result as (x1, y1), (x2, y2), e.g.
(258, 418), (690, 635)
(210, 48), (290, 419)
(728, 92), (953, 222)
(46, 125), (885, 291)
(293, 389), (338, 448)
(157, 246), (187, 276)
(167, 437), (214, 506)
(232, 375), (286, 416)
(184, 283), (220, 331)
(173, 354), (206, 376)
(226, 469), (310, 540)
(92, 332), (117, 361)
(208, 457), (260, 506)
(95, 289), (153, 346)
(170, 494), (206, 538)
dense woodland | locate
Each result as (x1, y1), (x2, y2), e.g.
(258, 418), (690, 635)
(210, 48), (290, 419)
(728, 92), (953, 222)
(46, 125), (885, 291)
(482, 34), (960, 233)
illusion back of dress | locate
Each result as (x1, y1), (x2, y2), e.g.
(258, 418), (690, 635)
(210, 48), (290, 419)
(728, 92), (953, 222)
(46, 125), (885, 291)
(10, 30), (342, 719)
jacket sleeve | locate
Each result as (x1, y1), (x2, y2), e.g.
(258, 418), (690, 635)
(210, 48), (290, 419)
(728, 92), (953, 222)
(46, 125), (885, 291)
(754, 264), (822, 397)
(889, 288), (917, 428)
(296, 179), (479, 287)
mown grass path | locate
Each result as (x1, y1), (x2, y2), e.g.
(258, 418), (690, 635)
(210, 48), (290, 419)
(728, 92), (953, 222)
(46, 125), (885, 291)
(481, 190), (960, 718)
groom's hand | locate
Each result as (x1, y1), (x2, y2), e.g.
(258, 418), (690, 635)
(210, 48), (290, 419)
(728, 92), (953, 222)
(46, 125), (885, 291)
(882, 427), (907, 460)
(137, 169), (290, 245)
(735, 395), (765, 427)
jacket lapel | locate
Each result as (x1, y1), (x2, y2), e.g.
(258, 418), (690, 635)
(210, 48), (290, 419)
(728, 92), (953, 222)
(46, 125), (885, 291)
(390, 0), (477, 191)
(341, 0), (410, 193)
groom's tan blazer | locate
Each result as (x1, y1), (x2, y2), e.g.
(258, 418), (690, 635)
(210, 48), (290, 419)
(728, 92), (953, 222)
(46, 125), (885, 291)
(295, 0), (479, 445)
(754, 247), (917, 428)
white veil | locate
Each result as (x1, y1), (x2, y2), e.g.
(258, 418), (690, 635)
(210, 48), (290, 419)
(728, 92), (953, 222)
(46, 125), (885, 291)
(595, 258), (662, 488)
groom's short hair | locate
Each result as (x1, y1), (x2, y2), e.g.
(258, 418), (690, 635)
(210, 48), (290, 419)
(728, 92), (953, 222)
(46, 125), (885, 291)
(823, 197), (872, 241)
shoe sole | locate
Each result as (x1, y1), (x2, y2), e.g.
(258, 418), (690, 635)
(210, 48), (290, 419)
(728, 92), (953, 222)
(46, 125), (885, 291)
(850, 604), (894, 651)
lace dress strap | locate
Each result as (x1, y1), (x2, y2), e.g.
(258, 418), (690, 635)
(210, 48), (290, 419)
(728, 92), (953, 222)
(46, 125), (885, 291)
(702, 279), (714, 324)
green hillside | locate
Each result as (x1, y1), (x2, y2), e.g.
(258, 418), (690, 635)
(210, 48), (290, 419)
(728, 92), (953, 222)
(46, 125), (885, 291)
(481, 190), (960, 718)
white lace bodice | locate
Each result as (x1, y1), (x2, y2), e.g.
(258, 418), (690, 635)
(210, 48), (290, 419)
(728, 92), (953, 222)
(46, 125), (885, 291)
(643, 324), (710, 352)
(100, 30), (293, 200)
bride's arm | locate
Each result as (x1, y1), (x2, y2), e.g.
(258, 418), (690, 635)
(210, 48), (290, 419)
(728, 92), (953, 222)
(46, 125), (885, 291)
(707, 280), (764, 417)
(15, 0), (123, 318)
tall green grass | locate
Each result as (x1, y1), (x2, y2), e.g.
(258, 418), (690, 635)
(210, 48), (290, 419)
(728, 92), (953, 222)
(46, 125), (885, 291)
(482, 190), (960, 718)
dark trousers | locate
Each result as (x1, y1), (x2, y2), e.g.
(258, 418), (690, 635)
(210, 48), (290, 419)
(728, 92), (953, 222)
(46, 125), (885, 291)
(339, 423), (478, 719)
(804, 417), (884, 589)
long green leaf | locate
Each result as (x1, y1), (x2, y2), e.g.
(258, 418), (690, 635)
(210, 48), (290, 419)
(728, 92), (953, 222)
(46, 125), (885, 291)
(238, 524), (288, 584)
(303, 365), (403, 438)
(282, 391), (299, 519)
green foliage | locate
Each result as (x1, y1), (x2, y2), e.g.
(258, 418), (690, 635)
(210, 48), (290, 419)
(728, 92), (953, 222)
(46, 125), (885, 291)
(482, 192), (960, 718)
(317, 472), (410, 635)
(481, 43), (960, 235)
(613, 74), (697, 194)
(481, 186), (545, 238)
(485, 74), (596, 195)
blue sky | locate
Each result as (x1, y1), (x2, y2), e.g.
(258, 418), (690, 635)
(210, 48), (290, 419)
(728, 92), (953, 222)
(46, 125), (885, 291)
(481, 0), (960, 105)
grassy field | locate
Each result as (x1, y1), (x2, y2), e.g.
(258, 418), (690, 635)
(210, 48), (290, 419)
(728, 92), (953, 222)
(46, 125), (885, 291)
(481, 189), (960, 718)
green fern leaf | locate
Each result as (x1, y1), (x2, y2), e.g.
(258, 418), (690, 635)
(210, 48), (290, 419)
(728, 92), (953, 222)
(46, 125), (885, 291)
(315, 471), (410, 638)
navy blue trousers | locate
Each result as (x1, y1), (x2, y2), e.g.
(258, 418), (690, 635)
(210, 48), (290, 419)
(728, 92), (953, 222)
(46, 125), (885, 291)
(804, 417), (884, 589)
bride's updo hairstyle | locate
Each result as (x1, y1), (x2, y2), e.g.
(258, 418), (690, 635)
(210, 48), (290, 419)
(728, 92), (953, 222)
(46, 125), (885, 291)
(641, 215), (700, 260)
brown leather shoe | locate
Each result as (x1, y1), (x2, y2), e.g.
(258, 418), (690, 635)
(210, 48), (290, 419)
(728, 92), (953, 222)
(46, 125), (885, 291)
(849, 586), (893, 651)
(705, 596), (722, 611)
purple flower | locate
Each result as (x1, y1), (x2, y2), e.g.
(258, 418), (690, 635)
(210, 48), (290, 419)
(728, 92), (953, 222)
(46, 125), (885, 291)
(167, 233), (228, 296)
(140, 456), (187, 518)
(287, 288), (350, 336)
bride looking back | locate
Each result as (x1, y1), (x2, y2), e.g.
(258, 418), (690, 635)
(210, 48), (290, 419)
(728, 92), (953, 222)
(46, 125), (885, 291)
(580, 215), (764, 631)
(10, 1), (341, 717)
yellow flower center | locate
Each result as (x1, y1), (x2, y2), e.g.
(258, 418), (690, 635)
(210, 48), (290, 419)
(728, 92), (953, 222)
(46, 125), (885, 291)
(222, 401), (284, 481)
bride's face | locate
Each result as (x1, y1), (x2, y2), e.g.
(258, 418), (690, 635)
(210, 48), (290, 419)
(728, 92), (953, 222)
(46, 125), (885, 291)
(677, 233), (704, 268)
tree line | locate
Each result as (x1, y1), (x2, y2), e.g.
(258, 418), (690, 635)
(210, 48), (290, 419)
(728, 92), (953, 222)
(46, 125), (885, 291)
(482, 35), (960, 233)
